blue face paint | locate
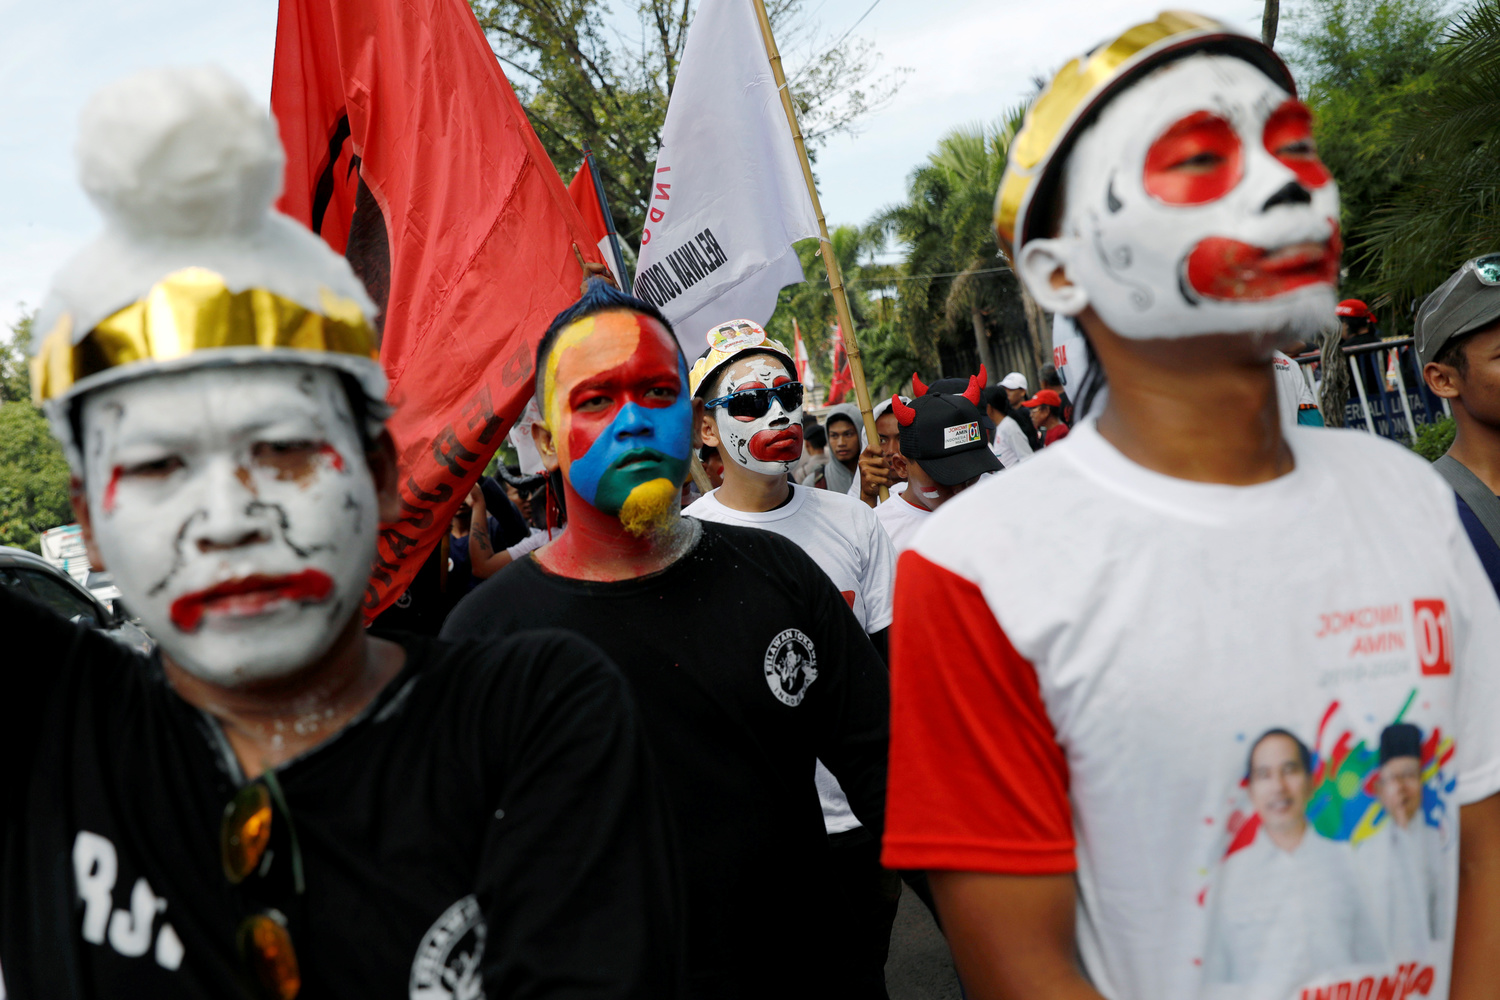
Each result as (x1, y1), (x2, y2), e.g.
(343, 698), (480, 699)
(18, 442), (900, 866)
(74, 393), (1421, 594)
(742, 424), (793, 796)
(568, 357), (692, 514)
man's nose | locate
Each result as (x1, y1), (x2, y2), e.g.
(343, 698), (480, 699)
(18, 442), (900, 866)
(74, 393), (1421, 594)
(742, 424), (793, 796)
(191, 459), (271, 553)
(1261, 180), (1312, 213)
(613, 403), (655, 438)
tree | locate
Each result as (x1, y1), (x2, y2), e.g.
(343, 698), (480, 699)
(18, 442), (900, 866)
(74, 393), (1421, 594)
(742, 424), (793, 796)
(1361, 0), (1500, 311)
(469, 0), (906, 248)
(1282, 0), (1448, 332)
(0, 311), (73, 553)
(867, 111), (1040, 386)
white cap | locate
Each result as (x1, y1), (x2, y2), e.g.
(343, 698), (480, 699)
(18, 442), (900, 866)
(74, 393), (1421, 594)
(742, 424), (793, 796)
(1000, 372), (1028, 391)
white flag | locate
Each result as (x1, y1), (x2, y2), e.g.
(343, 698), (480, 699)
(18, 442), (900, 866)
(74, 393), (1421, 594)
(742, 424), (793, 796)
(632, 0), (819, 356)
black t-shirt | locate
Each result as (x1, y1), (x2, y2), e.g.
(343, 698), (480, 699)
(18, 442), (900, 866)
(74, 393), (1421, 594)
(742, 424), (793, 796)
(441, 521), (889, 999)
(1, 588), (683, 999)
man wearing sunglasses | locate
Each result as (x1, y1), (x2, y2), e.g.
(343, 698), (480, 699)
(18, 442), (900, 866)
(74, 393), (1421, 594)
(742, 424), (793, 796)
(3, 68), (681, 1000)
(682, 320), (899, 998)
(442, 284), (890, 1000)
(881, 14), (1500, 1000)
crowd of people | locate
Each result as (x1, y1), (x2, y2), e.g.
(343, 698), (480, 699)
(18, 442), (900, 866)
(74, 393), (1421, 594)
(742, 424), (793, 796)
(7, 10), (1500, 1000)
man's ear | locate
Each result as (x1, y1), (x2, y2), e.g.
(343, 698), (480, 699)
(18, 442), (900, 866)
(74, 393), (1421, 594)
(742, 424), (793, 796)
(531, 422), (560, 474)
(368, 430), (402, 523)
(696, 399), (719, 449)
(1424, 360), (1462, 400)
(70, 476), (106, 570)
(1017, 238), (1090, 317)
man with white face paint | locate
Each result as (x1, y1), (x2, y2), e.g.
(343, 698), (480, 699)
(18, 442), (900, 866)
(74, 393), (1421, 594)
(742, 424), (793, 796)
(2, 67), (681, 1000)
(881, 13), (1500, 1000)
(683, 320), (899, 998)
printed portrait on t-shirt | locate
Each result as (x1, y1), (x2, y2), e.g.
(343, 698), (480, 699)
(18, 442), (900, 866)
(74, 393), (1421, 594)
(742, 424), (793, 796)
(1200, 702), (1454, 1000)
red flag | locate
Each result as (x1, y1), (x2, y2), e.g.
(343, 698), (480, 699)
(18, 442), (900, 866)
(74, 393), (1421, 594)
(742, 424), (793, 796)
(567, 161), (621, 286)
(272, 0), (604, 619)
(826, 325), (854, 405)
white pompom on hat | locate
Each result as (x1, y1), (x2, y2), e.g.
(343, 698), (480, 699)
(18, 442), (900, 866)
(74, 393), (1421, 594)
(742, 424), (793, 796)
(34, 65), (385, 446)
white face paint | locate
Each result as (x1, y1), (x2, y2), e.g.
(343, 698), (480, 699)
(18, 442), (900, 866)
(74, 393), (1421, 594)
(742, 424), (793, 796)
(1018, 54), (1341, 341)
(81, 365), (378, 685)
(711, 354), (804, 476)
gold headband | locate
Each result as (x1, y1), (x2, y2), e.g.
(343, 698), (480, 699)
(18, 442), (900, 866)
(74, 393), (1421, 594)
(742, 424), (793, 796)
(32, 266), (378, 404)
(993, 10), (1290, 253)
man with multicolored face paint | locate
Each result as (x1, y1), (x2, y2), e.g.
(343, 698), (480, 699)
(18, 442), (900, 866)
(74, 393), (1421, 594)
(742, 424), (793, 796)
(2, 67), (681, 1000)
(683, 320), (900, 998)
(444, 283), (892, 1000)
(881, 13), (1500, 1000)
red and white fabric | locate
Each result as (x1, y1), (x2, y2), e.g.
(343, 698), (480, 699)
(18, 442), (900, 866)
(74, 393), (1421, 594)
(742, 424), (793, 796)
(886, 419), (1500, 1000)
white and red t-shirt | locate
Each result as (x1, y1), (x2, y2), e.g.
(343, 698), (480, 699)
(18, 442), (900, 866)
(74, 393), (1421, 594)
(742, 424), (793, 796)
(686, 483), (895, 834)
(885, 420), (1500, 1000)
(873, 486), (929, 552)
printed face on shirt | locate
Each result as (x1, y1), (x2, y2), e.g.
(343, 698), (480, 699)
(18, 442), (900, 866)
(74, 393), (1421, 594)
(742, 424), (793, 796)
(80, 366), (378, 685)
(1021, 53), (1340, 341)
(542, 310), (691, 532)
(1247, 732), (1311, 841)
(711, 353), (804, 476)
(1378, 756), (1424, 829)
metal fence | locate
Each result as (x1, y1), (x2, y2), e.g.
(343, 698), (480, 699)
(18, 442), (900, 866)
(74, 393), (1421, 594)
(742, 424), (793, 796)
(1292, 337), (1450, 444)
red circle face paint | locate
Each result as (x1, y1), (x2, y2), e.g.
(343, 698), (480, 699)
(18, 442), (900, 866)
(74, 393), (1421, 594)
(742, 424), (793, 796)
(1184, 223), (1342, 302)
(748, 425), (804, 463)
(1143, 111), (1244, 205)
(1262, 100), (1331, 190)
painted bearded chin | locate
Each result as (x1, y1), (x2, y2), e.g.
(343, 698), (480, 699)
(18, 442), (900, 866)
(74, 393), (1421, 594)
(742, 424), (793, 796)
(713, 356), (804, 477)
(1019, 53), (1341, 343)
(80, 365), (378, 685)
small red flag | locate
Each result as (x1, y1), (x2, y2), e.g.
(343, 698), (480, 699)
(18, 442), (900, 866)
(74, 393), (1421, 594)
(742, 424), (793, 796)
(272, 0), (604, 619)
(567, 160), (621, 286)
(826, 325), (854, 405)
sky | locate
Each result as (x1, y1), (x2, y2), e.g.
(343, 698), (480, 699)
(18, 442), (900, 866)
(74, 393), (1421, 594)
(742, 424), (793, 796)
(0, 0), (1269, 329)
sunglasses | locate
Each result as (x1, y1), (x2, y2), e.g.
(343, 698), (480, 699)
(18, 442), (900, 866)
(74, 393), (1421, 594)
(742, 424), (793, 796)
(222, 771), (305, 1000)
(705, 382), (804, 420)
(1475, 253), (1500, 284)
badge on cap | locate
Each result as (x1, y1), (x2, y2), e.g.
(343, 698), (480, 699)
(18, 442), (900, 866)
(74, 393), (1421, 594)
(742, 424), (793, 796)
(943, 422), (981, 449)
(706, 320), (766, 356)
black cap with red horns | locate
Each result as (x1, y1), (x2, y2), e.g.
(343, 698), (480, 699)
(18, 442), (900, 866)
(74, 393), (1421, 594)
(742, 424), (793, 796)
(890, 366), (1001, 486)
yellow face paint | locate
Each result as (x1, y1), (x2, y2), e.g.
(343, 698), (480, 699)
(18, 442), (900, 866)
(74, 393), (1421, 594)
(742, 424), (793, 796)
(617, 477), (679, 537)
(542, 312), (644, 469)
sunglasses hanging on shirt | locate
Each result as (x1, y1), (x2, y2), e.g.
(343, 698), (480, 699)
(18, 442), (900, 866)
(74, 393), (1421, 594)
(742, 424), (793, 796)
(221, 770), (305, 1000)
(704, 382), (804, 420)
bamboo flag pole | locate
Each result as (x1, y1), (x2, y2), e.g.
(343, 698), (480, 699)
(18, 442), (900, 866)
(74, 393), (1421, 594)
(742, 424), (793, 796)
(750, 0), (887, 500)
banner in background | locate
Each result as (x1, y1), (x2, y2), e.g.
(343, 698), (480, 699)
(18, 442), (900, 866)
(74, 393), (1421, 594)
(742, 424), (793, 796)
(632, 0), (819, 354)
(826, 324), (854, 405)
(272, 0), (602, 619)
(792, 318), (817, 394)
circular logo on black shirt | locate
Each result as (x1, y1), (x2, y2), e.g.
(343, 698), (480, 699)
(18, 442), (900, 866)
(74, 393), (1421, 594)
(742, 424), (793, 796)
(409, 895), (487, 1000)
(764, 629), (818, 706)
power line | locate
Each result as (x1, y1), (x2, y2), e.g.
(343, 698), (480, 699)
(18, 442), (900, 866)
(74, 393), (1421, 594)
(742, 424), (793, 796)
(789, 0), (885, 88)
(839, 265), (1014, 286)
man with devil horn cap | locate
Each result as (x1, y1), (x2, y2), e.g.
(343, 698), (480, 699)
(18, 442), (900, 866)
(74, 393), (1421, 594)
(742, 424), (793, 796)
(881, 12), (1500, 1000)
(2, 67), (682, 999)
(875, 367), (1001, 551)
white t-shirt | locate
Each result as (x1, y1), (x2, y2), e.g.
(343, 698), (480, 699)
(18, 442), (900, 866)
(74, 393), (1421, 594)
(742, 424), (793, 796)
(685, 483), (896, 834)
(992, 415), (1035, 469)
(873, 488), (929, 552)
(1273, 350), (1319, 428)
(885, 420), (1500, 1000)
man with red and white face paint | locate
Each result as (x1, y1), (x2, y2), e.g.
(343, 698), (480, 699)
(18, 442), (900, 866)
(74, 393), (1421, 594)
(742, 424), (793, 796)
(445, 287), (891, 1000)
(882, 13), (1500, 1000)
(4, 67), (680, 1000)
(684, 321), (900, 997)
